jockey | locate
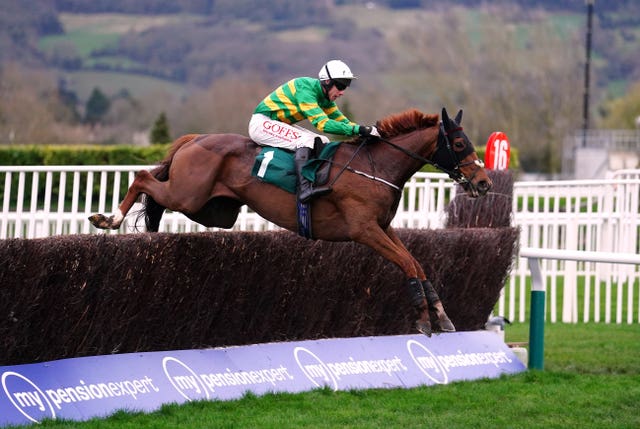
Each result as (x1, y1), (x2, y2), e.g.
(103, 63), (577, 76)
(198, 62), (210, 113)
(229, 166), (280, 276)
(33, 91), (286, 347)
(249, 59), (380, 203)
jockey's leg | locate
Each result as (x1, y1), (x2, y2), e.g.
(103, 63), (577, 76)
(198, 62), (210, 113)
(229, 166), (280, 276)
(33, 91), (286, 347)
(250, 115), (332, 203)
(296, 138), (332, 203)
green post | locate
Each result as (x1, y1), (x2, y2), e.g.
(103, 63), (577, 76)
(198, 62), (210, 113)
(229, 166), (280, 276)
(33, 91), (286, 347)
(528, 290), (545, 369)
(527, 257), (545, 370)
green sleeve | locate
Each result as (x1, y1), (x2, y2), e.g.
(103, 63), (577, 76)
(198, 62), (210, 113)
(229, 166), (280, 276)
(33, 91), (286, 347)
(296, 79), (359, 136)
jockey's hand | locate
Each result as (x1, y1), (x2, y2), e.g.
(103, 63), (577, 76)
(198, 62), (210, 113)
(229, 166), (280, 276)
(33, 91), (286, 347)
(358, 125), (380, 138)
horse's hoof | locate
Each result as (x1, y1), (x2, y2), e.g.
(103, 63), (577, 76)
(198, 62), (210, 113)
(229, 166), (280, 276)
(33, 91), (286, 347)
(88, 213), (115, 230)
(416, 320), (432, 337)
(434, 316), (456, 333)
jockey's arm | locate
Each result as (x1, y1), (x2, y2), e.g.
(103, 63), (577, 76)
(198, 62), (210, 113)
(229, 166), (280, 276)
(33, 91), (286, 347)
(296, 87), (359, 136)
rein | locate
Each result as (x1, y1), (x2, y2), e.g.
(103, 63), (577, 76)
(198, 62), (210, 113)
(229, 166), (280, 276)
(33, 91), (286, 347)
(321, 139), (402, 191)
(373, 123), (482, 185)
(320, 123), (483, 192)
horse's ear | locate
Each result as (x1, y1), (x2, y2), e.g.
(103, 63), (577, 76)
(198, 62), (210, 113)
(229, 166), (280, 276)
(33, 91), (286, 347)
(455, 109), (463, 125)
(441, 107), (450, 125)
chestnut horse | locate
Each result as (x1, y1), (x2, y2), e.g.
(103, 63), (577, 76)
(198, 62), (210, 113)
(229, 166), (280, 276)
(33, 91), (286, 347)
(89, 107), (492, 336)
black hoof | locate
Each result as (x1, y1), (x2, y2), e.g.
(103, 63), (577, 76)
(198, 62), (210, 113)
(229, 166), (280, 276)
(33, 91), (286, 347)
(416, 320), (432, 337)
(431, 313), (456, 332)
(434, 318), (456, 333)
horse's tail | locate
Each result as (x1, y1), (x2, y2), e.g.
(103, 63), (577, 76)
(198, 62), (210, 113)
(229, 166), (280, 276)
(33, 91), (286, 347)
(139, 134), (201, 232)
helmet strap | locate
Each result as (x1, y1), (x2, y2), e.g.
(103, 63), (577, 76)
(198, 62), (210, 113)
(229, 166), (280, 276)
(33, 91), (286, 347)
(320, 79), (332, 100)
(324, 64), (333, 80)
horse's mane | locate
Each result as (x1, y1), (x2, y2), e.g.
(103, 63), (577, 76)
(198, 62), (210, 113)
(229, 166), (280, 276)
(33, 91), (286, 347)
(376, 109), (439, 139)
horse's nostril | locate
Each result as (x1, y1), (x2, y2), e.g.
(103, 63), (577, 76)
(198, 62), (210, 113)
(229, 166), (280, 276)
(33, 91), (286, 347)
(478, 180), (491, 195)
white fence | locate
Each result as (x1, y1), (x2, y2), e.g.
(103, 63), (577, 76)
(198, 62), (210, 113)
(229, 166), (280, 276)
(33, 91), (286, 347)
(2, 165), (639, 324)
(0, 166), (457, 238)
(504, 169), (640, 324)
(520, 247), (640, 323)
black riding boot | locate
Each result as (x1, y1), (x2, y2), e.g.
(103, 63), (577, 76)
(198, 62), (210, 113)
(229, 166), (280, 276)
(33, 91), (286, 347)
(295, 147), (331, 203)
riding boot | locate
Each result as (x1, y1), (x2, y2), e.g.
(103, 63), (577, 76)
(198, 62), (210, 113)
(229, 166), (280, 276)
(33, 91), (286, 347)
(422, 279), (456, 332)
(295, 146), (332, 203)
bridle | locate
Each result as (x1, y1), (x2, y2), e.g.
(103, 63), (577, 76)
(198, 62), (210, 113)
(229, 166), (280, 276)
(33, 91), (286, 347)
(367, 121), (484, 187)
(431, 121), (485, 185)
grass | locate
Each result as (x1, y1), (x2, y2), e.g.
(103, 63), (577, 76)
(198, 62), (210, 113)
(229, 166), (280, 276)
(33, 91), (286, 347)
(38, 13), (201, 101)
(58, 70), (189, 101)
(40, 31), (120, 57)
(502, 273), (640, 325)
(7, 322), (640, 429)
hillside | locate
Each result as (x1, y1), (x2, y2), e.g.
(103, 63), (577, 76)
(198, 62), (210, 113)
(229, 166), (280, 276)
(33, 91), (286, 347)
(4, 1), (640, 91)
(1, 0), (639, 174)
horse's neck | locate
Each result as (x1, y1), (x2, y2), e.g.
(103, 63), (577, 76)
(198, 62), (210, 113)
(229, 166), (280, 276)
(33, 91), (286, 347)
(409, 127), (439, 159)
(381, 127), (438, 184)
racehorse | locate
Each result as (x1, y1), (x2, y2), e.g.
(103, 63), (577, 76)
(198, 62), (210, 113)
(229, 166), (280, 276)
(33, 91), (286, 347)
(89, 107), (492, 336)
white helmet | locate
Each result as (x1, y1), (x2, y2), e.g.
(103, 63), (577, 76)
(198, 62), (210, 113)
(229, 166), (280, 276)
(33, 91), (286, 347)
(318, 60), (357, 81)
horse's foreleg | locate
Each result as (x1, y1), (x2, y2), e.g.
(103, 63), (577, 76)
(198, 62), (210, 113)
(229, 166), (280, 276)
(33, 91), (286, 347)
(421, 279), (455, 332)
(385, 227), (455, 333)
(89, 169), (155, 230)
(354, 225), (434, 336)
(404, 278), (432, 336)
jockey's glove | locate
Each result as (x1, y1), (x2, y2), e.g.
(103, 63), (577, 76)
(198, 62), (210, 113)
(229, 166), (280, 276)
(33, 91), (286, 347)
(358, 125), (380, 138)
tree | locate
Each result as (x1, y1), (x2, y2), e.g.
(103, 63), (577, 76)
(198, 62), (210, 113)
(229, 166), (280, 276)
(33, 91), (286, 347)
(150, 112), (171, 144)
(170, 75), (272, 136)
(84, 87), (110, 126)
(0, 63), (89, 144)
(393, 7), (583, 174)
(599, 81), (640, 129)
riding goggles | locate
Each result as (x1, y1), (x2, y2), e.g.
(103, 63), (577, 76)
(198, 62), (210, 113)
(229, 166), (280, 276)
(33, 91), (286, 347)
(332, 78), (351, 91)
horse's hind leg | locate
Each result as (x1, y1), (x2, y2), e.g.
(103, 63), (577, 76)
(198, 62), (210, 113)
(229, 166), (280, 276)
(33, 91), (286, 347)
(89, 169), (156, 230)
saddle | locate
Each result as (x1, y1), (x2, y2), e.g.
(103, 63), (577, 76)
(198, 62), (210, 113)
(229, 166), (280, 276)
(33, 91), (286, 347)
(251, 142), (341, 193)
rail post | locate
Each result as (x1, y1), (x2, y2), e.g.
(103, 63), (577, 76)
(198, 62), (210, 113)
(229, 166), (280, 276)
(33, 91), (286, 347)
(519, 247), (640, 371)
(527, 256), (546, 369)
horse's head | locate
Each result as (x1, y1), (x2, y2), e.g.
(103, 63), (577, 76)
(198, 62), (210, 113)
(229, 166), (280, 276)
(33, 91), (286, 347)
(431, 107), (492, 197)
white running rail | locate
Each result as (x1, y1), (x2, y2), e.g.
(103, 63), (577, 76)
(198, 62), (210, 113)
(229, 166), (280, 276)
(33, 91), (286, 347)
(0, 166), (457, 238)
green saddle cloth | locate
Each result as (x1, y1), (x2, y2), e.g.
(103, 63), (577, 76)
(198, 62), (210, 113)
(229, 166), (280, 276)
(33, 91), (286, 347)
(251, 142), (341, 193)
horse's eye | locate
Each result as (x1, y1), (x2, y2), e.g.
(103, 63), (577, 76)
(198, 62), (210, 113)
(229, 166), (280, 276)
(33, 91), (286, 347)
(453, 140), (466, 150)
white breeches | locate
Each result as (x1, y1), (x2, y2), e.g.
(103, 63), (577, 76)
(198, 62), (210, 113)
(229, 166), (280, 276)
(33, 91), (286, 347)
(248, 113), (329, 150)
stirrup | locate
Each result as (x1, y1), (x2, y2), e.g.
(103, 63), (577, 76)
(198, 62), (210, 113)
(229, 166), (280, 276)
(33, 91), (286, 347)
(299, 186), (332, 203)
